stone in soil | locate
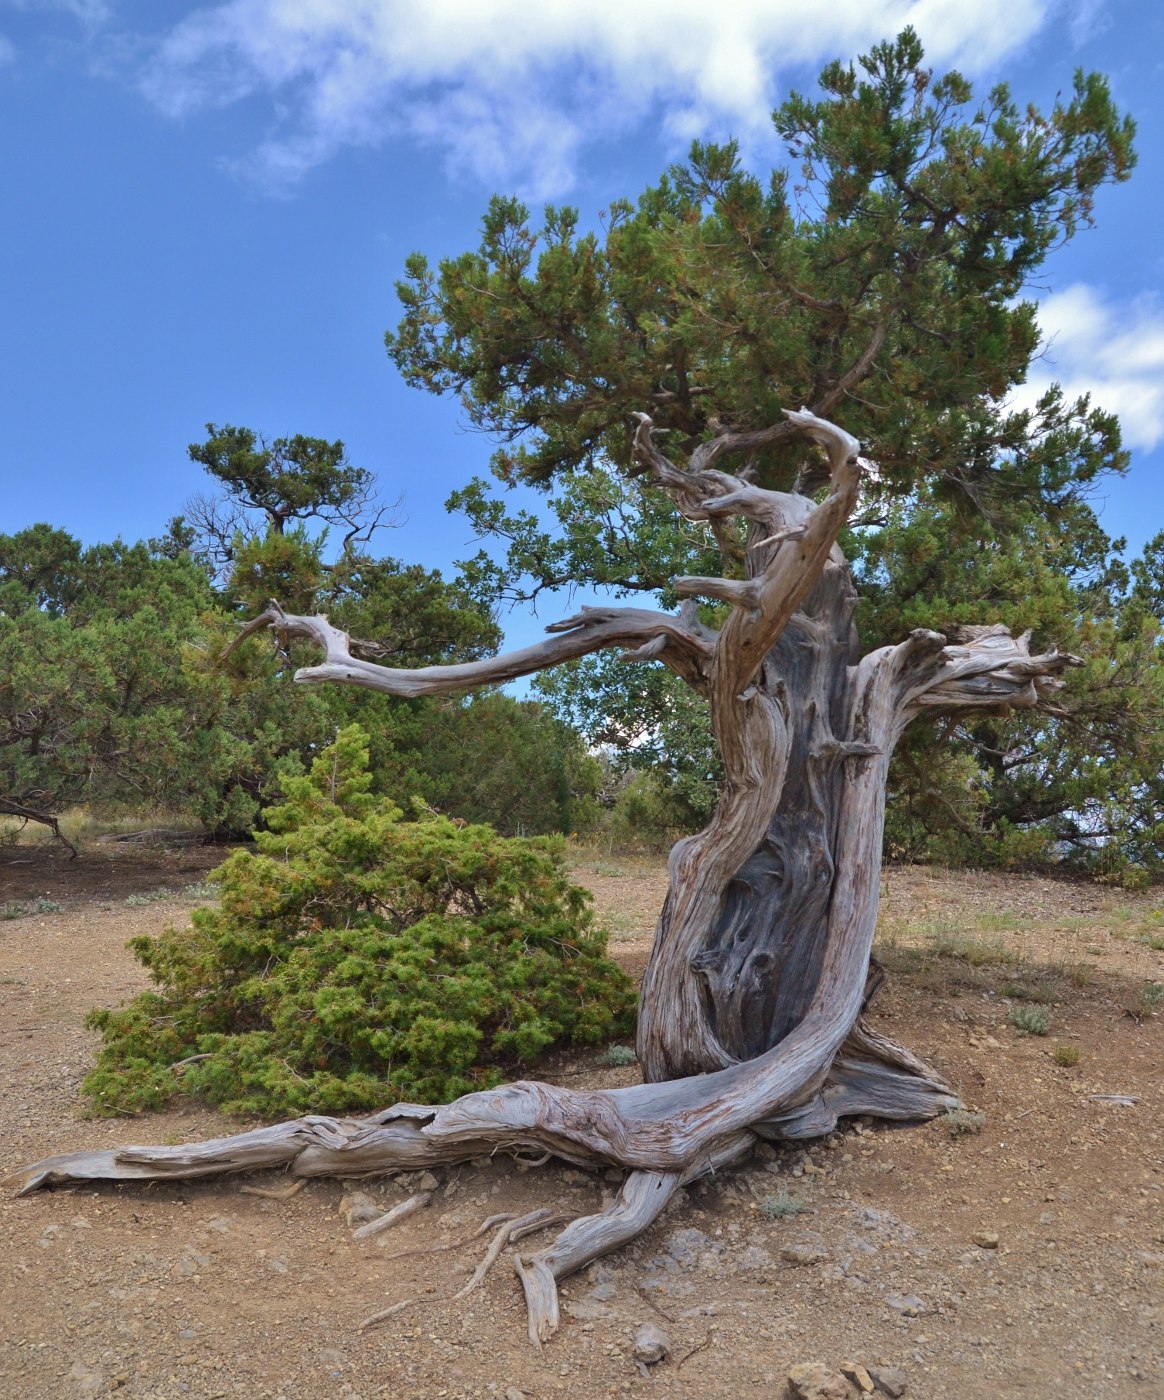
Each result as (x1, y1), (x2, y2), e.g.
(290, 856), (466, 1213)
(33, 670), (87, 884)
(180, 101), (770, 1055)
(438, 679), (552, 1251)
(868, 1364), (908, 1396)
(633, 1322), (671, 1365)
(781, 1233), (831, 1266)
(787, 1361), (852, 1399)
(885, 1291), (925, 1317)
(339, 1191), (382, 1227)
(841, 1361), (875, 1392)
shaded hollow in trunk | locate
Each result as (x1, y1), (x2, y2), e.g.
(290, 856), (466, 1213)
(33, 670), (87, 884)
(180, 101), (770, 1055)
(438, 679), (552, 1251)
(697, 566), (859, 1062)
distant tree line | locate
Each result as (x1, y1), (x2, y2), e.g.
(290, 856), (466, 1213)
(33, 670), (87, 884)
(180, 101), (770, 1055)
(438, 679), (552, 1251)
(1, 427), (600, 847)
(5, 427), (1163, 878)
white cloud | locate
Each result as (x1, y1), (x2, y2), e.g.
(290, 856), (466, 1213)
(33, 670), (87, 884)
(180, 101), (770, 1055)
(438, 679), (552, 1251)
(1025, 283), (1164, 452)
(0, 34), (15, 65)
(135, 0), (1058, 194)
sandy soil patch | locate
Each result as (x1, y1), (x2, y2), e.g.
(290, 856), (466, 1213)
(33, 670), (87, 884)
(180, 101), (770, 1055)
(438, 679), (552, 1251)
(1, 844), (1160, 1398)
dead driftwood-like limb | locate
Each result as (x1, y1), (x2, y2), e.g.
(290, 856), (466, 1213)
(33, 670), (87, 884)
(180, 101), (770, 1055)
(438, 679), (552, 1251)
(0, 799), (78, 858)
(358, 1298), (417, 1332)
(353, 1191), (431, 1241)
(8, 409), (1083, 1345)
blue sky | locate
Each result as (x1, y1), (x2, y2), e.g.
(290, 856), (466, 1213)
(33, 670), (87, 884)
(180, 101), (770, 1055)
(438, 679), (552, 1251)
(1, 0), (1161, 651)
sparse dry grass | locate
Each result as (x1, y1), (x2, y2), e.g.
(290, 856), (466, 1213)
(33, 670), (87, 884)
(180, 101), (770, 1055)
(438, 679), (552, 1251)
(1, 805), (204, 848)
(759, 1190), (805, 1220)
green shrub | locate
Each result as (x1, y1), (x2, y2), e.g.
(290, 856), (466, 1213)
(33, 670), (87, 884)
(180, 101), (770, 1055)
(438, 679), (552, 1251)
(1051, 1043), (1082, 1067)
(597, 770), (698, 852)
(85, 726), (636, 1118)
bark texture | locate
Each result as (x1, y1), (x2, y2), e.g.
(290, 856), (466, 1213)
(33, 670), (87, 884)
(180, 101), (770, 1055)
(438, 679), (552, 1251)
(7, 410), (1080, 1344)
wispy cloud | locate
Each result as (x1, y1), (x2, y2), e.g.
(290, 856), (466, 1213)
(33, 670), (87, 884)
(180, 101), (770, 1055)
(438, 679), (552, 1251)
(4, 0), (113, 23)
(132, 0), (1058, 194)
(1027, 283), (1164, 453)
(1065, 0), (1112, 47)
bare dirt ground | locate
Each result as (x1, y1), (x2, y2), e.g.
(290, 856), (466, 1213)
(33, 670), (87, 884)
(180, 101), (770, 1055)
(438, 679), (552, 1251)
(1, 840), (1161, 1399)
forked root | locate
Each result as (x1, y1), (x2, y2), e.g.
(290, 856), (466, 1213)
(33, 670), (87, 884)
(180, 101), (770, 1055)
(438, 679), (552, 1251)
(453, 1207), (566, 1299)
(515, 1170), (684, 1346)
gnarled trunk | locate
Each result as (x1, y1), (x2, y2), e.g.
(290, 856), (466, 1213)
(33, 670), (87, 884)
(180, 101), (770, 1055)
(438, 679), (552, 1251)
(638, 560), (861, 1080)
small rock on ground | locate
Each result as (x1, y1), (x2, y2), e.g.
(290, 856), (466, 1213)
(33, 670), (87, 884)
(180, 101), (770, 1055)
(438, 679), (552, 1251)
(841, 1361), (875, 1392)
(885, 1291), (925, 1316)
(781, 1233), (831, 1266)
(339, 1191), (382, 1228)
(868, 1364), (909, 1397)
(633, 1321), (671, 1365)
(787, 1360), (851, 1399)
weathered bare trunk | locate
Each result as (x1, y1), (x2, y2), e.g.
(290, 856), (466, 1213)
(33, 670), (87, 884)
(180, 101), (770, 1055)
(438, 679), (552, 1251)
(638, 560), (861, 1079)
(6, 411), (1080, 1344)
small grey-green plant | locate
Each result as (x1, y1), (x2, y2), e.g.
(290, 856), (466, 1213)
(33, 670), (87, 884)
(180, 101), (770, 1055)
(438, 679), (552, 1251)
(595, 1044), (638, 1067)
(182, 880), (220, 901)
(944, 1107), (986, 1138)
(1009, 1004), (1052, 1035)
(1137, 982), (1163, 1017)
(0, 897), (64, 920)
(589, 862), (628, 879)
(1001, 980), (1055, 1004)
(124, 888), (174, 907)
(759, 1190), (805, 1220)
(1051, 1042), (1082, 1067)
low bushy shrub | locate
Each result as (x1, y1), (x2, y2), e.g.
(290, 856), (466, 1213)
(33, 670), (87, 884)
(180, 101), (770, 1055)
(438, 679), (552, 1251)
(85, 726), (636, 1117)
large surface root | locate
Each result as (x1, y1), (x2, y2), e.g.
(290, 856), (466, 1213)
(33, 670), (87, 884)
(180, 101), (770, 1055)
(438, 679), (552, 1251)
(5, 1024), (954, 1343)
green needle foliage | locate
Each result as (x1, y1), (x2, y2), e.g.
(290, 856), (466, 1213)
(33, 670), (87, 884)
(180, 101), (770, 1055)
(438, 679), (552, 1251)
(387, 29), (1160, 878)
(85, 727), (635, 1117)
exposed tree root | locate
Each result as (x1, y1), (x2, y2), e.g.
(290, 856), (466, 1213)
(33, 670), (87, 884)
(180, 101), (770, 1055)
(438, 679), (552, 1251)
(3, 1027), (955, 1341)
(358, 1298), (416, 1332)
(454, 1207), (567, 1300)
(239, 1177), (305, 1200)
(378, 1211), (521, 1263)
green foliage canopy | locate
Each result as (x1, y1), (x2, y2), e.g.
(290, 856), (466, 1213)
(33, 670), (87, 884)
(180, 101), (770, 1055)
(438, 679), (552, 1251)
(386, 30), (1159, 875)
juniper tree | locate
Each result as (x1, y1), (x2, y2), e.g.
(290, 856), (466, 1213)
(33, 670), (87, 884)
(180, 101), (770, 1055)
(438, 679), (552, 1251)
(12, 32), (1141, 1344)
